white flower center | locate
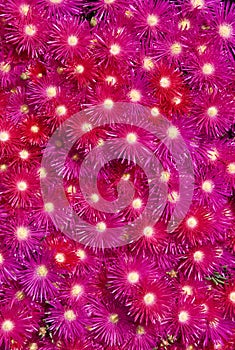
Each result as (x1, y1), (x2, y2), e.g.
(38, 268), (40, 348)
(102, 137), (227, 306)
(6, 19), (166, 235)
(147, 14), (158, 27)
(0, 131), (9, 142)
(202, 180), (214, 193)
(207, 106), (218, 118)
(16, 226), (29, 240)
(132, 198), (142, 209)
(46, 86), (57, 98)
(193, 250), (204, 262)
(103, 98), (114, 109)
(143, 293), (155, 305)
(36, 265), (48, 277)
(2, 320), (14, 332)
(219, 23), (232, 39)
(96, 222), (106, 232)
(64, 310), (76, 321)
(25, 24), (36, 36)
(160, 77), (170, 88)
(17, 181), (27, 191)
(178, 311), (189, 323)
(110, 44), (121, 55)
(67, 35), (78, 46)
(126, 132), (137, 144)
(143, 226), (154, 237)
(186, 216), (198, 228)
(202, 63), (214, 75)
(127, 271), (139, 284)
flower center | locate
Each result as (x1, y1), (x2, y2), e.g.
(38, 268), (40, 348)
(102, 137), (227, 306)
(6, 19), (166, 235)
(19, 4), (30, 15)
(143, 226), (154, 237)
(202, 63), (214, 75)
(17, 181), (27, 191)
(25, 24), (36, 36)
(193, 250), (204, 262)
(36, 265), (48, 277)
(90, 193), (99, 203)
(143, 57), (154, 71)
(219, 23), (232, 39)
(167, 126), (179, 139)
(191, 0), (204, 9)
(0, 253), (4, 264)
(56, 105), (67, 116)
(186, 216), (198, 229)
(151, 107), (160, 117)
(0, 62), (11, 73)
(178, 311), (189, 323)
(207, 106), (218, 117)
(171, 42), (182, 55)
(76, 249), (86, 260)
(19, 149), (29, 159)
(64, 310), (76, 321)
(15, 290), (25, 300)
(147, 14), (158, 27)
(71, 284), (83, 297)
(2, 320), (14, 332)
(50, 0), (63, 3)
(178, 19), (191, 30)
(110, 44), (121, 56)
(129, 89), (142, 102)
(39, 167), (47, 178)
(136, 325), (145, 334)
(109, 313), (119, 323)
(68, 35), (78, 46)
(16, 226), (29, 240)
(160, 77), (170, 88)
(104, 0), (115, 4)
(106, 75), (116, 85)
(132, 198), (142, 209)
(0, 131), (9, 142)
(202, 180), (214, 193)
(75, 65), (84, 74)
(31, 125), (39, 133)
(55, 253), (65, 263)
(229, 291), (235, 303)
(103, 98), (114, 109)
(29, 343), (38, 350)
(20, 104), (29, 114)
(46, 86), (57, 98)
(127, 271), (139, 284)
(96, 222), (107, 232)
(144, 292), (155, 305)
(126, 132), (137, 144)
(227, 163), (235, 175)
(44, 202), (54, 213)
(182, 285), (193, 295)
(160, 171), (170, 182)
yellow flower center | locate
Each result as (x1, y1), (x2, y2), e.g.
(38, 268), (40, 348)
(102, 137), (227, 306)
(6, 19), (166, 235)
(16, 226), (29, 240)
(2, 320), (14, 332)
(136, 325), (145, 335)
(182, 285), (193, 295)
(227, 163), (235, 175)
(31, 125), (39, 133)
(219, 23), (232, 39)
(56, 105), (67, 116)
(143, 292), (155, 305)
(178, 19), (191, 30)
(132, 198), (142, 209)
(19, 149), (29, 159)
(151, 107), (160, 117)
(103, 98), (114, 109)
(17, 181), (27, 191)
(110, 44), (121, 55)
(0, 62), (11, 73)
(129, 89), (142, 102)
(0, 253), (4, 264)
(202, 180), (214, 193)
(160, 77), (170, 88)
(191, 0), (204, 9)
(207, 106), (218, 118)
(143, 57), (154, 71)
(71, 284), (83, 297)
(96, 222), (107, 232)
(167, 126), (179, 139)
(202, 63), (214, 75)
(44, 202), (54, 213)
(46, 86), (57, 98)
(126, 132), (137, 144)
(186, 216), (198, 229)
(19, 4), (30, 16)
(178, 311), (189, 323)
(67, 35), (78, 47)
(171, 42), (182, 55)
(76, 249), (86, 260)
(55, 253), (65, 263)
(36, 265), (48, 277)
(0, 131), (10, 142)
(25, 24), (36, 36)
(127, 271), (139, 284)
(229, 291), (235, 303)
(143, 226), (154, 237)
(109, 313), (119, 323)
(64, 310), (76, 321)
(75, 65), (84, 74)
(147, 14), (158, 27)
(193, 250), (204, 262)
(160, 171), (170, 183)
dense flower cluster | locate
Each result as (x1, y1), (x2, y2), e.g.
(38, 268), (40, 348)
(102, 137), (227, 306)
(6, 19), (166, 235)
(0, 0), (234, 349)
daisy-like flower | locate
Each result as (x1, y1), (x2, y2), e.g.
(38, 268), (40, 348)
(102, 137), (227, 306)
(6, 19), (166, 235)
(184, 47), (231, 90)
(0, 304), (38, 349)
(192, 90), (234, 137)
(48, 18), (91, 62)
(19, 115), (49, 146)
(2, 166), (40, 208)
(35, 0), (81, 17)
(0, 58), (21, 89)
(219, 141), (235, 190)
(0, 0), (33, 22)
(210, 0), (235, 56)
(150, 60), (185, 103)
(130, 0), (173, 43)
(179, 0), (216, 16)
(86, 296), (133, 347)
(63, 55), (97, 88)
(194, 165), (231, 210)
(5, 14), (48, 57)
(3, 211), (44, 258)
(73, 242), (99, 274)
(128, 278), (174, 324)
(46, 302), (85, 343)
(176, 204), (216, 245)
(162, 297), (206, 346)
(59, 274), (92, 306)
(43, 233), (79, 273)
(178, 245), (222, 280)
(6, 87), (31, 124)
(107, 253), (157, 300)
(93, 26), (137, 69)
(18, 253), (59, 302)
